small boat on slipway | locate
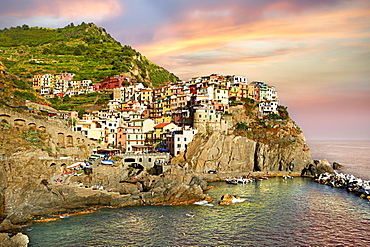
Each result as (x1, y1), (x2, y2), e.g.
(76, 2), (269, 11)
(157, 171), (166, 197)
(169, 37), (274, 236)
(101, 160), (115, 165)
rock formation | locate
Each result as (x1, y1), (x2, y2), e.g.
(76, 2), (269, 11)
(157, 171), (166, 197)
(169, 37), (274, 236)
(173, 104), (317, 176)
(301, 160), (334, 177)
(219, 194), (244, 205)
(0, 232), (29, 247)
(183, 132), (312, 175)
(0, 149), (209, 231)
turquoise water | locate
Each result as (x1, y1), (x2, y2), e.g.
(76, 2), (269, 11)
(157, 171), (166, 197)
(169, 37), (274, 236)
(25, 177), (370, 246)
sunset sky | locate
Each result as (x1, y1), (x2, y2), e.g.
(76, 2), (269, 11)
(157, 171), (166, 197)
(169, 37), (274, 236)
(1, 0), (370, 140)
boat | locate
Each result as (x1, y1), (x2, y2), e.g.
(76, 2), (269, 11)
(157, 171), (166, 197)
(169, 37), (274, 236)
(225, 178), (238, 185)
(237, 178), (252, 184)
(101, 160), (115, 165)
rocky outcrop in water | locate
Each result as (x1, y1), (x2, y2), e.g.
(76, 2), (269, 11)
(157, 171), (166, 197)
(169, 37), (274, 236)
(181, 132), (312, 175)
(173, 103), (340, 178)
(300, 159), (334, 177)
(315, 172), (370, 201)
(0, 232), (29, 247)
(173, 104), (314, 176)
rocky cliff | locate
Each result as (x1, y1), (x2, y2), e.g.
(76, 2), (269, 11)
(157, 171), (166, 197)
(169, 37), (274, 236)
(173, 102), (316, 176)
(0, 149), (208, 232)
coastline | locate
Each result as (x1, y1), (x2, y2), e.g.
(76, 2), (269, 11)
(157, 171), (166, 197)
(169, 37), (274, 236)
(307, 140), (370, 181)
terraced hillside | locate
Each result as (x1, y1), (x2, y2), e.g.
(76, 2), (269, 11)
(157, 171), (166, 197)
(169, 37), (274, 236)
(0, 22), (179, 88)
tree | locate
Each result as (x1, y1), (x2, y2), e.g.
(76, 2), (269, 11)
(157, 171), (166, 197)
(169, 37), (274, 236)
(22, 24), (29, 30)
(77, 108), (86, 118)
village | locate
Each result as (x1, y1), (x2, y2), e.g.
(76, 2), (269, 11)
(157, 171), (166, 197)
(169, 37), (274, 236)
(31, 73), (280, 156)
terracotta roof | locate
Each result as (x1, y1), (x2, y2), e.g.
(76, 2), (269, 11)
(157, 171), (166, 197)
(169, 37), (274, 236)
(154, 123), (171, 128)
(120, 109), (136, 112)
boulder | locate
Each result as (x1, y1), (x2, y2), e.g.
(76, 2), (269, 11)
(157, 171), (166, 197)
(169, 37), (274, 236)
(219, 194), (241, 205)
(333, 162), (344, 169)
(0, 232), (29, 247)
(301, 160), (334, 177)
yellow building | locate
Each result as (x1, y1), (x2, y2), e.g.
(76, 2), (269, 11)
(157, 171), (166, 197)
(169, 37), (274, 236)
(153, 122), (177, 143)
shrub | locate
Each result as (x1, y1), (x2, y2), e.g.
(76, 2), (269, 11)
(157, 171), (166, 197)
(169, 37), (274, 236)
(13, 90), (37, 101)
(277, 106), (289, 119)
(236, 122), (248, 131)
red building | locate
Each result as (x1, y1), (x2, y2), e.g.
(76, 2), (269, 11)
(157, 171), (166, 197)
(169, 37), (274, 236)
(189, 84), (197, 95)
(93, 75), (131, 91)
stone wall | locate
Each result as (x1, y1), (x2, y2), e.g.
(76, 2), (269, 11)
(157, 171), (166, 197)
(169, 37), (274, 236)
(119, 153), (171, 169)
(0, 107), (100, 158)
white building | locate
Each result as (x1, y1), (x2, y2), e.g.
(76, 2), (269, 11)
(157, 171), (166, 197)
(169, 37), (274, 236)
(166, 127), (198, 155)
(230, 75), (248, 86)
(214, 88), (229, 105)
(258, 101), (279, 115)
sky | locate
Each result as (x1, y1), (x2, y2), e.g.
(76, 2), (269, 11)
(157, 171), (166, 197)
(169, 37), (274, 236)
(1, 0), (370, 140)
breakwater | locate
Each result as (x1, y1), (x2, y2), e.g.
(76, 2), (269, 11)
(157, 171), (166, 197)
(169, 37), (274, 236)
(315, 171), (370, 201)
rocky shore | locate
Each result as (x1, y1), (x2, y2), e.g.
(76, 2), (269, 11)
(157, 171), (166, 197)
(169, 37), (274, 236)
(315, 171), (370, 201)
(0, 150), (210, 238)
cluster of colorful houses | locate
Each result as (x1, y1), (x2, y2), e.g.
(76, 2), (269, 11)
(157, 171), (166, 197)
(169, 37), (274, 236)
(32, 73), (280, 155)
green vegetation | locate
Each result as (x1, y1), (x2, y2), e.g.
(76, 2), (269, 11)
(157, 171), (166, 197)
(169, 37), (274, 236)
(0, 124), (51, 155)
(0, 22), (179, 86)
(267, 105), (289, 120)
(232, 101), (300, 146)
(48, 92), (112, 111)
(0, 68), (48, 108)
(236, 122), (248, 131)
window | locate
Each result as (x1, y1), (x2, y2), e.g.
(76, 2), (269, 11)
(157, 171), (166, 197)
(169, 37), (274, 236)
(184, 137), (187, 142)
(177, 144), (181, 148)
(177, 138), (180, 141)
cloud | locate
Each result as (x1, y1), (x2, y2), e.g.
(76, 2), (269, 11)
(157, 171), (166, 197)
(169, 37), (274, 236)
(0, 0), (122, 28)
(135, 0), (370, 69)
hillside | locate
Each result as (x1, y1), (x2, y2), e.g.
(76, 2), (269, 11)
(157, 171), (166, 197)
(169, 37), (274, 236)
(0, 61), (47, 108)
(0, 22), (179, 88)
(0, 60), (109, 113)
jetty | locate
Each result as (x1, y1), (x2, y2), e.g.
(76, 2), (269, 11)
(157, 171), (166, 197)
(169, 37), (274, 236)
(315, 171), (370, 201)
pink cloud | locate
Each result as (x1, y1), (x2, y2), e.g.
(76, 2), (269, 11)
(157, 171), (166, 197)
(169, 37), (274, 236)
(138, 1), (370, 66)
(2, 0), (122, 22)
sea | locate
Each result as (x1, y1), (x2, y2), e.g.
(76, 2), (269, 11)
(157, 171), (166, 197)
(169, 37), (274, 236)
(24, 140), (370, 246)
